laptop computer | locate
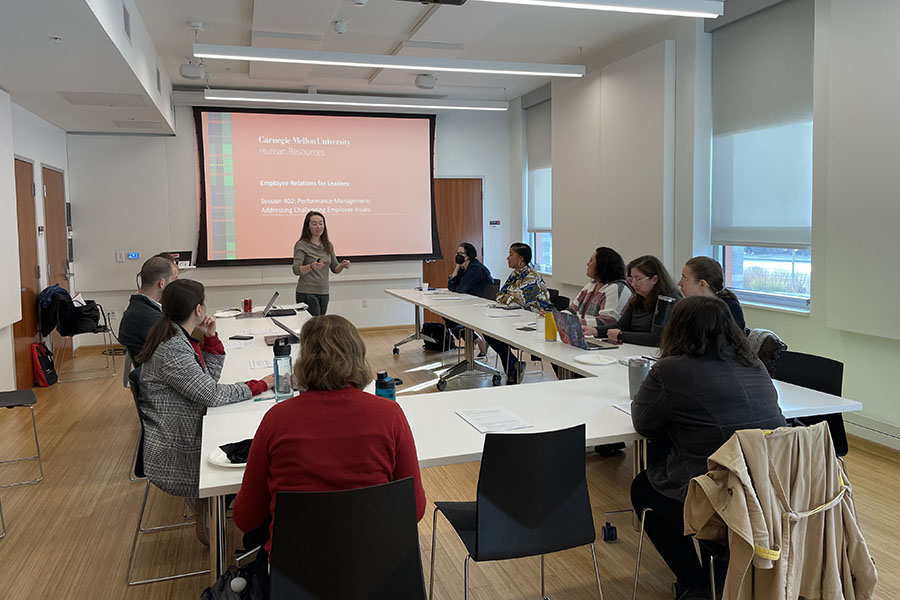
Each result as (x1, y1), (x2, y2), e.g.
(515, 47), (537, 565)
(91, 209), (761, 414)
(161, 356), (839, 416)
(264, 317), (301, 346)
(552, 309), (618, 351)
(236, 291), (280, 319)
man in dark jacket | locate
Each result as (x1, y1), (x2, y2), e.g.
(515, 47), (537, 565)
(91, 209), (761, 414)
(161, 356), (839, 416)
(118, 256), (178, 363)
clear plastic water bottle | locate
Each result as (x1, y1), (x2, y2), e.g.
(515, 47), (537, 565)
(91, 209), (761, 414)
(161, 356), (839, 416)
(273, 337), (293, 402)
(375, 371), (400, 401)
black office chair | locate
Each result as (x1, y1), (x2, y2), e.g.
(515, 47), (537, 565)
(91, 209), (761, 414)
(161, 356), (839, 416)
(482, 282), (500, 301)
(429, 424), (602, 599)
(552, 294), (570, 312)
(0, 390), (43, 488)
(270, 478), (426, 599)
(547, 287), (560, 304)
(126, 368), (209, 586)
(773, 350), (849, 459)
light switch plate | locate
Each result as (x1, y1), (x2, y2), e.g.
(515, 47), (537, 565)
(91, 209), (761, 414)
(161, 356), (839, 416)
(115, 250), (126, 263)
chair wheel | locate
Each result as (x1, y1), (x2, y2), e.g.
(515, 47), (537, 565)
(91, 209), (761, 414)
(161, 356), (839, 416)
(601, 522), (617, 542)
(392, 347), (399, 355)
(492, 375), (502, 386)
(436, 379), (447, 391)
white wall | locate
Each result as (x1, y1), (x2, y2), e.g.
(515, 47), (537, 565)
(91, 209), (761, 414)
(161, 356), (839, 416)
(0, 91), (21, 390)
(66, 105), (511, 334)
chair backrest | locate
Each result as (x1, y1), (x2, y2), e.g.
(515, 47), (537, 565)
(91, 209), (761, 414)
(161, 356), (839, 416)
(747, 328), (787, 376)
(269, 478), (426, 600)
(492, 278), (500, 285)
(547, 288), (560, 302)
(128, 368), (146, 479)
(475, 424), (595, 561)
(481, 282), (500, 301)
(773, 350), (848, 456)
(552, 294), (570, 312)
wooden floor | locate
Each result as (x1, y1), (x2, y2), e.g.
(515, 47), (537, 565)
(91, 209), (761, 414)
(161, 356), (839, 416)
(0, 327), (897, 599)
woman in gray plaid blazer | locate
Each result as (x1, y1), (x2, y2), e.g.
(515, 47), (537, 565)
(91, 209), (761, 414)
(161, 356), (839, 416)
(137, 279), (274, 498)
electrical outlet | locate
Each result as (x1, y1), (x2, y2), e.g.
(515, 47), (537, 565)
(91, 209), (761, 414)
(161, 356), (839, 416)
(107, 310), (116, 321)
(361, 298), (368, 308)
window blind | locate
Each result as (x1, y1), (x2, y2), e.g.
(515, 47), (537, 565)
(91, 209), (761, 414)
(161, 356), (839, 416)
(525, 99), (552, 232)
(710, 0), (814, 248)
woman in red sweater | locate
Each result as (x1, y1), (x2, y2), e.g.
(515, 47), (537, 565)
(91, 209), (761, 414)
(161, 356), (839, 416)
(233, 314), (426, 589)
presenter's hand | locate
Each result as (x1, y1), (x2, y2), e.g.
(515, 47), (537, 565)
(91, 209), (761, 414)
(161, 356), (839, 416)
(197, 315), (217, 337)
(261, 374), (275, 390)
(606, 329), (622, 343)
(310, 261), (325, 271)
(340, 259), (351, 269)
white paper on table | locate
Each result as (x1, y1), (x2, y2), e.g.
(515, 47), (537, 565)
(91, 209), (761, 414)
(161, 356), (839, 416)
(456, 407), (533, 433)
(423, 290), (451, 295)
(473, 302), (494, 307)
(223, 339), (254, 350)
(250, 359), (273, 370)
(613, 402), (632, 416)
(240, 327), (279, 335)
(482, 312), (521, 318)
(431, 296), (463, 301)
(513, 321), (537, 328)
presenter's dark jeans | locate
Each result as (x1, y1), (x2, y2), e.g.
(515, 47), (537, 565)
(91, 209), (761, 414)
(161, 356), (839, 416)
(296, 292), (329, 316)
(630, 470), (706, 586)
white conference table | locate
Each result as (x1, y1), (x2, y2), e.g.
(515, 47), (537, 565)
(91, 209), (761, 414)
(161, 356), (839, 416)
(385, 288), (649, 382)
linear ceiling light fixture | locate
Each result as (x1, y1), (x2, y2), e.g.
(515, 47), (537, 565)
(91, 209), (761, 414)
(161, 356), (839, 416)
(203, 89), (509, 112)
(194, 44), (584, 78)
(469, 0), (723, 18)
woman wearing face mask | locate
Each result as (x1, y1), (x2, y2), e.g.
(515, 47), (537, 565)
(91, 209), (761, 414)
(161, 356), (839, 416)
(447, 242), (493, 355)
(292, 211), (351, 316)
(598, 255), (681, 347)
(677, 256), (745, 331)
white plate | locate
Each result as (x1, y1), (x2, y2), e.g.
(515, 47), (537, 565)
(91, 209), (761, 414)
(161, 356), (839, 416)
(207, 447), (246, 468)
(573, 353), (618, 366)
(214, 309), (242, 318)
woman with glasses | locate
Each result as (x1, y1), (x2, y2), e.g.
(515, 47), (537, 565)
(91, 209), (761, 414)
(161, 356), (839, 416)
(486, 242), (551, 383)
(677, 256), (745, 330)
(598, 255), (681, 347)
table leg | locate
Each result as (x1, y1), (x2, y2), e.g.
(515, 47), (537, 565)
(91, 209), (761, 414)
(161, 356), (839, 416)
(208, 495), (227, 584)
(438, 326), (502, 387)
(393, 304), (436, 352)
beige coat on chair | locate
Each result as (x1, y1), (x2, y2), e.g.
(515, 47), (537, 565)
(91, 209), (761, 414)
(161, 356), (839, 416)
(684, 422), (876, 600)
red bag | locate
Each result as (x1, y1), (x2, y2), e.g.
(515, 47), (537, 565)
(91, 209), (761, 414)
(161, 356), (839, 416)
(31, 342), (58, 387)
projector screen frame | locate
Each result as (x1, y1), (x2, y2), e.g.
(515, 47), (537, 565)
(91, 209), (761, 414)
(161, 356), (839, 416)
(193, 106), (442, 267)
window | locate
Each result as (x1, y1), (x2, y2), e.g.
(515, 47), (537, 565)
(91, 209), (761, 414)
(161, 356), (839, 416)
(710, 0), (813, 310)
(723, 246), (810, 310)
(525, 97), (551, 273)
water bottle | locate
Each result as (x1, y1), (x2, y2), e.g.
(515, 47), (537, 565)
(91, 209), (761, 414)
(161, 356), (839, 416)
(272, 337), (293, 402)
(651, 295), (677, 340)
(375, 371), (401, 401)
(544, 311), (557, 342)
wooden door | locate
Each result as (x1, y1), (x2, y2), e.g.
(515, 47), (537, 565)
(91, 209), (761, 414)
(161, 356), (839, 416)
(423, 178), (484, 321)
(13, 160), (40, 388)
(43, 167), (69, 360)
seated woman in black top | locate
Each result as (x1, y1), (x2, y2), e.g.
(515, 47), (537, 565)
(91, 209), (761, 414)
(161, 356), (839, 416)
(677, 256), (745, 331)
(630, 296), (786, 599)
(598, 255), (681, 346)
(446, 242), (493, 355)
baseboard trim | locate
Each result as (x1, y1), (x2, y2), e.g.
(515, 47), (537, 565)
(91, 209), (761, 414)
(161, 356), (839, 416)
(845, 414), (900, 452)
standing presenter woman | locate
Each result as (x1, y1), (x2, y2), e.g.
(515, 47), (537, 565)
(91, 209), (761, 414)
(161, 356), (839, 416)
(292, 211), (350, 316)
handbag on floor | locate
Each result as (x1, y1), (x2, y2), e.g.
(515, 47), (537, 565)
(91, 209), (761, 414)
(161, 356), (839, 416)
(201, 563), (263, 600)
(31, 342), (58, 387)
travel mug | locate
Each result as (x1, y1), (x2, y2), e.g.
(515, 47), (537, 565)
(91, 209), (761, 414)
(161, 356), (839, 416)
(627, 357), (651, 399)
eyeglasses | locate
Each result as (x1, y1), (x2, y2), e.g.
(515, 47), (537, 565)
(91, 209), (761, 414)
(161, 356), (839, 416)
(679, 274), (696, 282)
(627, 275), (652, 284)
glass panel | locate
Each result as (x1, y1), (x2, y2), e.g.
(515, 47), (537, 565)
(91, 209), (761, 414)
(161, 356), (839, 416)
(724, 245), (810, 299)
(531, 232), (552, 274)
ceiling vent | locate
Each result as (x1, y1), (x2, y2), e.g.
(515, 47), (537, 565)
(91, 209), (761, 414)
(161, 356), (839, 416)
(59, 92), (147, 107)
(113, 120), (162, 130)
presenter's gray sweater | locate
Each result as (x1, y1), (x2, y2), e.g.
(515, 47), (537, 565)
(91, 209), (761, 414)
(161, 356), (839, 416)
(292, 239), (339, 295)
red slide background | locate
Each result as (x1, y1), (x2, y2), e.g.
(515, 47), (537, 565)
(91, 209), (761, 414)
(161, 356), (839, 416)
(205, 112), (433, 260)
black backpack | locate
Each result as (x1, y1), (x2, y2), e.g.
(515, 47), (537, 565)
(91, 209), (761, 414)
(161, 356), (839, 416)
(421, 322), (455, 351)
(31, 342), (58, 386)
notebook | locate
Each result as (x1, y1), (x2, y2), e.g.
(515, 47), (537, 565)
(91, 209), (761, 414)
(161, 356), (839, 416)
(552, 309), (618, 351)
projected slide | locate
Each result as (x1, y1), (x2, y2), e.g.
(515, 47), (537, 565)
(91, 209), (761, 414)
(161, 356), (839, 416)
(197, 110), (435, 263)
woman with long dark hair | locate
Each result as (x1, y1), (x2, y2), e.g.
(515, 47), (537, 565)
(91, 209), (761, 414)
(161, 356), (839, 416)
(630, 296), (785, 599)
(137, 279), (273, 539)
(599, 255), (681, 346)
(292, 211), (350, 316)
(678, 256), (745, 330)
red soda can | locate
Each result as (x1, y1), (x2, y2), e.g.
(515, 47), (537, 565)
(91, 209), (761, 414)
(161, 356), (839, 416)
(242, 298), (253, 313)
